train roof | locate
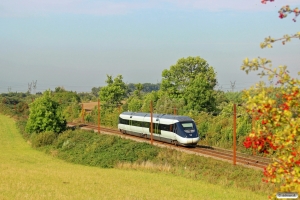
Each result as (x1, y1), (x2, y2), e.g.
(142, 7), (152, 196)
(120, 112), (193, 122)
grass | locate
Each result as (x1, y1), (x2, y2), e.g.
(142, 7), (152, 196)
(0, 114), (269, 200)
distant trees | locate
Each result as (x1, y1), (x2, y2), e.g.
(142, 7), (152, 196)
(127, 83), (160, 95)
(91, 87), (101, 97)
(26, 90), (66, 134)
(52, 87), (80, 106)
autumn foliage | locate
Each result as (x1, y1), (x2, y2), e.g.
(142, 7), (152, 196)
(241, 59), (300, 199)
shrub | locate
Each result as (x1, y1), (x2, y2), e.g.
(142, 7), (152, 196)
(31, 131), (57, 148)
(26, 90), (66, 134)
(53, 129), (159, 168)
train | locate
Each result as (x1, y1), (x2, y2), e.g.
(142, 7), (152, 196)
(118, 112), (200, 146)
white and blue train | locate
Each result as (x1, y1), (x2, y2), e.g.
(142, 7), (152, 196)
(118, 112), (200, 146)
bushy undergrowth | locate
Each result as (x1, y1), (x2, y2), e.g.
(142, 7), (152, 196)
(50, 130), (159, 168)
(16, 118), (30, 139)
(152, 149), (273, 193)
(31, 131), (57, 148)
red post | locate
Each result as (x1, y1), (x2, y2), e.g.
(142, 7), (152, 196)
(174, 107), (177, 115)
(252, 114), (256, 156)
(81, 103), (84, 123)
(233, 104), (237, 165)
(98, 99), (100, 133)
(150, 100), (153, 145)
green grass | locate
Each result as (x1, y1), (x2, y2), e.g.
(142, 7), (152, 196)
(0, 114), (268, 200)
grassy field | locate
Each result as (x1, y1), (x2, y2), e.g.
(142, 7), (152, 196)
(0, 114), (268, 200)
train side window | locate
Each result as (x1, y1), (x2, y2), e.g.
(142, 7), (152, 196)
(159, 124), (170, 131)
(148, 123), (160, 134)
(144, 122), (150, 128)
(154, 123), (161, 134)
(132, 120), (141, 126)
(132, 120), (136, 126)
(119, 118), (129, 125)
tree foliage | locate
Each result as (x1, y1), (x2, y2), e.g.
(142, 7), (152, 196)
(241, 1), (300, 198)
(26, 90), (66, 134)
(51, 87), (80, 106)
(242, 59), (300, 199)
(161, 56), (217, 112)
(99, 75), (127, 109)
(184, 71), (217, 112)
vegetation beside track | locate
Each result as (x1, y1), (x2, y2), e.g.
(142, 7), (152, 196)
(11, 116), (274, 197)
(2, 114), (271, 200)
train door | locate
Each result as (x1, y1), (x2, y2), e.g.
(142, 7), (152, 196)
(154, 123), (161, 140)
(169, 123), (176, 141)
(129, 119), (133, 132)
(173, 123), (177, 134)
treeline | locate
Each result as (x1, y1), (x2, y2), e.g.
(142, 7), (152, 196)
(0, 56), (254, 153)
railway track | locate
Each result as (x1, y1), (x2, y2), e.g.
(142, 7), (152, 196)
(67, 122), (271, 170)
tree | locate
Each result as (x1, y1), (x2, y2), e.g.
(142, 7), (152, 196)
(140, 91), (159, 113)
(161, 56), (217, 112)
(91, 86), (101, 97)
(242, 60), (300, 199)
(241, 1), (300, 199)
(155, 93), (185, 114)
(52, 88), (80, 106)
(134, 83), (143, 97)
(99, 75), (127, 109)
(184, 69), (217, 112)
(26, 90), (66, 134)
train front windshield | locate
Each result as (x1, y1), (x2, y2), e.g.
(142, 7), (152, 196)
(180, 122), (196, 132)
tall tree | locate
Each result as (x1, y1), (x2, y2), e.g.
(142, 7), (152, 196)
(99, 75), (127, 109)
(161, 56), (217, 112)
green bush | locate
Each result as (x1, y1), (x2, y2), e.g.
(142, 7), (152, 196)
(15, 119), (30, 139)
(53, 129), (159, 168)
(31, 131), (57, 148)
(26, 91), (66, 134)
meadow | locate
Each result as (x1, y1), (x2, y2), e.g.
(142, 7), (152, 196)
(0, 114), (269, 200)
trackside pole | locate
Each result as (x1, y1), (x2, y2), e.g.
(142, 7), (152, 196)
(150, 100), (153, 145)
(81, 103), (84, 123)
(174, 107), (177, 115)
(233, 104), (237, 165)
(252, 114), (256, 156)
(98, 99), (100, 134)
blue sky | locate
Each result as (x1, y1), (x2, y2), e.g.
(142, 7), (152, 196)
(0, 0), (299, 93)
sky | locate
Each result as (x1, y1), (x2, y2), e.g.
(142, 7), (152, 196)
(0, 0), (299, 93)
